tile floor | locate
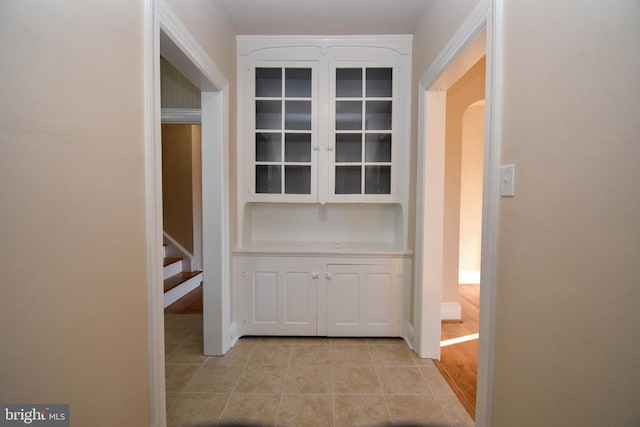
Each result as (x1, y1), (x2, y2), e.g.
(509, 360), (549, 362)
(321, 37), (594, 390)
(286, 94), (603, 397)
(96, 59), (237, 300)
(165, 314), (473, 427)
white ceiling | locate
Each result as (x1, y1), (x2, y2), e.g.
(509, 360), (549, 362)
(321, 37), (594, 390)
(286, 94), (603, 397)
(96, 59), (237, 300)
(218, 0), (429, 35)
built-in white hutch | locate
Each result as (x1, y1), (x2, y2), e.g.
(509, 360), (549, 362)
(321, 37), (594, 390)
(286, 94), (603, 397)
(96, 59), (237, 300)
(233, 35), (413, 338)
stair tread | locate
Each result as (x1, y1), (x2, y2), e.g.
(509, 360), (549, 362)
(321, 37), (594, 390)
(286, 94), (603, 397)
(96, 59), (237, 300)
(164, 270), (202, 293)
(163, 257), (182, 267)
(164, 285), (202, 314)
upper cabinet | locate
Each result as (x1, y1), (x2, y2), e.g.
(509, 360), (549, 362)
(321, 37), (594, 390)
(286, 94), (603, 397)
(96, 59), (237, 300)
(237, 36), (412, 206)
(253, 63), (318, 200)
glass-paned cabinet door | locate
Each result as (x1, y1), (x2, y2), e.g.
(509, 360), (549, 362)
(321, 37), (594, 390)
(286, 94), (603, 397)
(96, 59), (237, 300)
(331, 66), (393, 197)
(253, 63), (317, 198)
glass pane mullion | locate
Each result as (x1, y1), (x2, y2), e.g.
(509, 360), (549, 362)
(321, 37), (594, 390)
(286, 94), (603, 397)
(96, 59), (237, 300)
(361, 71), (366, 194)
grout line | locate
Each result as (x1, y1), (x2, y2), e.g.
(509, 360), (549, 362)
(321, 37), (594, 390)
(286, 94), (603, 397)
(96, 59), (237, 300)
(167, 323), (470, 426)
(273, 342), (294, 427)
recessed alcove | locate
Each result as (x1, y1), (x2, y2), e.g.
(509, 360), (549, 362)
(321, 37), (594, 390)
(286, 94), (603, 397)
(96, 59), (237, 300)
(239, 202), (407, 254)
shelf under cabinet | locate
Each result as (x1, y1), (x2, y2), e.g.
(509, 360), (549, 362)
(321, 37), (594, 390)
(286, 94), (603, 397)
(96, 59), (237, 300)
(233, 241), (412, 257)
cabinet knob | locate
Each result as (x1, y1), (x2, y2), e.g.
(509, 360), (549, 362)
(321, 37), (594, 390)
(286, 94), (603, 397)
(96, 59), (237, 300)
(311, 272), (319, 279)
(327, 145), (334, 151)
(325, 272), (332, 280)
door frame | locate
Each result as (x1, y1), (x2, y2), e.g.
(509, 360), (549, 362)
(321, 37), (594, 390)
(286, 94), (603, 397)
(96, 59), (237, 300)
(413, 0), (503, 425)
(144, 0), (231, 424)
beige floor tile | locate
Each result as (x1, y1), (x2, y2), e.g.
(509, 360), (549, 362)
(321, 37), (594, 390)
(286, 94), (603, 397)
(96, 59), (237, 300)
(284, 365), (332, 394)
(334, 394), (391, 427)
(184, 329), (203, 345)
(235, 365), (287, 393)
(170, 314), (203, 328)
(165, 364), (201, 392)
(165, 326), (197, 345)
(412, 352), (436, 367)
(163, 314), (181, 327)
(377, 366), (431, 395)
(329, 337), (370, 347)
(435, 394), (475, 427)
(420, 366), (455, 396)
(247, 345), (292, 366)
(165, 341), (181, 358)
(166, 342), (207, 364)
(166, 393), (228, 427)
(385, 395), (450, 426)
(276, 394), (333, 427)
(330, 345), (373, 366)
(219, 393), (280, 426)
(290, 345), (331, 365)
(183, 365), (243, 393)
(240, 336), (295, 345)
(367, 337), (407, 347)
(332, 365), (382, 394)
(294, 337), (331, 346)
(165, 392), (180, 411)
(370, 345), (416, 366)
(206, 343), (254, 366)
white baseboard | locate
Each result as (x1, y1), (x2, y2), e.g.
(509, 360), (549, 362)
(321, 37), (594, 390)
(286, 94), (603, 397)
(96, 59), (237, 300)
(404, 323), (416, 351)
(441, 301), (462, 321)
(459, 269), (481, 284)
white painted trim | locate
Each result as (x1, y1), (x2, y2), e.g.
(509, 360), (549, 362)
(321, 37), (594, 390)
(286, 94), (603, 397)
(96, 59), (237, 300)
(441, 302), (462, 321)
(414, 0), (500, 425)
(163, 231), (194, 271)
(418, 1), (488, 89)
(146, 0), (232, 424)
(475, 1), (503, 425)
(202, 88), (232, 356)
(236, 35), (413, 56)
(157, 1), (227, 91)
(459, 270), (481, 284)
(161, 108), (201, 123)
(163, 259), (182, 280)
(143, 1), (166, 425)
(414, 89), (446, 360)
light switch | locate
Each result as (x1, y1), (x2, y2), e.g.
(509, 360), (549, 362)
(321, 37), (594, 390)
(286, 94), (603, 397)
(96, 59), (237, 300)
(500, 164), (515, 197)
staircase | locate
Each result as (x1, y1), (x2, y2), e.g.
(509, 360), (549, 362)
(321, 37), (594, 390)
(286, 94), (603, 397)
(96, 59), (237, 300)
(163, 245), (202, 311)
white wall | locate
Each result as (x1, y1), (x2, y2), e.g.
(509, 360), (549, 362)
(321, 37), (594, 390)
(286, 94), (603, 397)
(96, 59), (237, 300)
(162, 124), (199, 253)
(0, 1), (149, 424)
(163, 0), (238, 246)
(409, 0), (481, 322)
(458, 103), (484, 278)
(442, 58), (485, 301)
(492, 0), (640, 425)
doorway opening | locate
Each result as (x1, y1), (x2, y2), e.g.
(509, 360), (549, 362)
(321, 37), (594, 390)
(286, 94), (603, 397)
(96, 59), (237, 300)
(435, 55), (486, 419)
(145, 1), (231, 424)
(413, 1), (503, 425)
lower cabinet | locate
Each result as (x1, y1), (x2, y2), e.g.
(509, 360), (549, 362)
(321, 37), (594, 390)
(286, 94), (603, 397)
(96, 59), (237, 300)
(233, 255), (409, 337)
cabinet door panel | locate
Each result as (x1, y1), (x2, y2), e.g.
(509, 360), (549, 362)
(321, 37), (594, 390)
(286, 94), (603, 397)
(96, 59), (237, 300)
(253, 272), (278, 323)
(327, 272), (360, 326)
(364, 272), (392, 325)
(284, 272), (315, 324)
(326, 264), (399, 336)
(235, 257), (319, 336)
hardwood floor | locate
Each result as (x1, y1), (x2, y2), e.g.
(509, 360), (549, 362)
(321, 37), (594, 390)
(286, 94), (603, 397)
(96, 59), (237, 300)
(433, 284), (479, 419)
(164, 285), (203, 314)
